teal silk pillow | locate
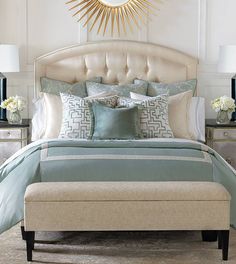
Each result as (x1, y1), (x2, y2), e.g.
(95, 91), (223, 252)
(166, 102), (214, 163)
(40, 77), (102, 97)
(134, 79), (197, 97)
(92, 103), (141, 140)
(86, 82), (148, 97)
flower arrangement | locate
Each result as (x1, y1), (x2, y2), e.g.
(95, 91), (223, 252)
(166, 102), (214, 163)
(211, 96), (235, 113)
(0, 96), (26, 124)
(0, 96), (26, 113)
(211, 96), (236, 124)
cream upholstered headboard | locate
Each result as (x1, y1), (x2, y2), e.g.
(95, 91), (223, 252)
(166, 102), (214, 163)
(34, 40), (198, 97)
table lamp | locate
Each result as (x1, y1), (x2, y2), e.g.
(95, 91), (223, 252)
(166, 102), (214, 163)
(0, 44), (19, 121)
(218, 45), (236, 121)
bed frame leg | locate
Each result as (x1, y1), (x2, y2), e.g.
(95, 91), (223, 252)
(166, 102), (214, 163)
(201, 230), (218, 242)
(25, 231), (35, 262)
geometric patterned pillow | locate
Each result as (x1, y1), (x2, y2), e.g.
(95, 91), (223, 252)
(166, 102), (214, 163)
(86, 81), (148, 97)
(59, 93), (118, 139)
(117, 95), (174, 138)
(134, 79), (197, 97)
(41, 76), (102, 97)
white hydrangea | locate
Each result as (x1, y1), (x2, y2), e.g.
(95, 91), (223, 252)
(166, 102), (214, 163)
(0, 95), (26, 113)
(16, 96), (26, 111)
(211, 96), (235, 113)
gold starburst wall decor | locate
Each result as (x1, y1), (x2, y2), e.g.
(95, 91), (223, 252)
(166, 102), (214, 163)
(66, 0), (161, 36)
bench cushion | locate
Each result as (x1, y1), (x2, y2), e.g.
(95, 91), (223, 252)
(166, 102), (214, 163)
(25, 182), (231, 202)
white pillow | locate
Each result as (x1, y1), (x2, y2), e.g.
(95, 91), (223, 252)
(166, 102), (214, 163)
(130, 92), (205, 142)
(188, 97), (205, 142)
(31, 97), (46, 141)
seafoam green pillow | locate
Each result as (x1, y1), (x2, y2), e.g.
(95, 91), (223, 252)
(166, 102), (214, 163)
(134, 79), (197, 97)
(40, 76), (102, 97)
(86, 81), (148, 98)
(92, 103), (141, 140)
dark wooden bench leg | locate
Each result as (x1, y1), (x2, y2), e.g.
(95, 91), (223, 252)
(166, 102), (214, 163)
(21, 226), (26, 241)
(201, 231), (218, 242)
(221, 230), (229, 261)
(218, 231), (222, 249)
(25, 231), (35, 262)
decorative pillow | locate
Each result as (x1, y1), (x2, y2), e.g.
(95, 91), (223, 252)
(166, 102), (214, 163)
(117, 95), (173, 138)
(130, 91), (193, 139)
(59, 94), (118, 139)
(43, 93), (63, 139)
(40, 76), (102, 97)
(92, 103), (141, 140)
(134, 79), (197, 97)
(86, 81), (148, 97)
(168, 90), (193, 139)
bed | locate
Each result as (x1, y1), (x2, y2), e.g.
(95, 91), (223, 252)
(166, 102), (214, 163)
(0, 40), (236, 235)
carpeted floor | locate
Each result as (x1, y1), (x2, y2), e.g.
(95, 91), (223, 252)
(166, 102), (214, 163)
(0, 225), (236, 264)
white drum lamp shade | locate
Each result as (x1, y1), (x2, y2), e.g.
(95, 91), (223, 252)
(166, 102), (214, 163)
(218, 45), (236, 121)
(0, 44), (20, 121)
(218, 45), (236, 73)
(0, 44), (19, 73)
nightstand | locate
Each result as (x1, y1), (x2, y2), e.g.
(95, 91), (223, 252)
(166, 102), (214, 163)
(0, 119), (31, 165)
(206, 119), (236, 169)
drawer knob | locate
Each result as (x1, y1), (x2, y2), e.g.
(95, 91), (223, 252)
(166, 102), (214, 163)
(224, 132), (229, 137)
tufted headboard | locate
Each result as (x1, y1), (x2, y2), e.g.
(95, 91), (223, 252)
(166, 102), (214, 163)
(34, 40), (198, 97)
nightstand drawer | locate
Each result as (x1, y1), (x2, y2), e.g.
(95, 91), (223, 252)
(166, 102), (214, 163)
(0, 128), (26, 140)
(212, 128), (236, 140)
(213, 141), (236, 167)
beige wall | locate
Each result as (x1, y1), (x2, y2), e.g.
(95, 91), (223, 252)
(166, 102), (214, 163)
(0, 0), (236, 118)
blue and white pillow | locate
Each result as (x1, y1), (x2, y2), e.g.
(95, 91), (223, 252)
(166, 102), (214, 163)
(59, 93), (118, 139)
(86, 81), (148, 98)
(117, 95), (174, 138)
(134, 79), (197, 97)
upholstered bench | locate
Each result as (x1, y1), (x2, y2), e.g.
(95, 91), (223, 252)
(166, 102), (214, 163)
(23, 182), (231, 261)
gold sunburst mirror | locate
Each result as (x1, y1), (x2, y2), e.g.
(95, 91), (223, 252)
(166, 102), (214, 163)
(66, 0), (160, 35)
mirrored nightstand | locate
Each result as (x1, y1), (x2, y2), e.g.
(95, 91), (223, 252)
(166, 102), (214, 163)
(206, 119), (236, 169)
(0, 119), (31, 165)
